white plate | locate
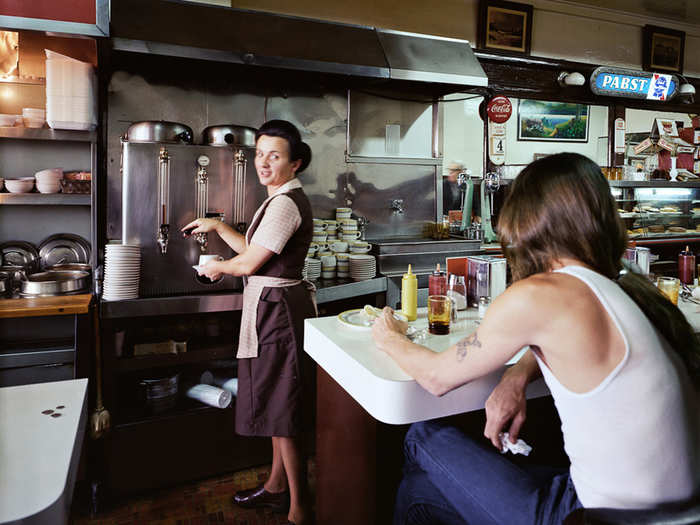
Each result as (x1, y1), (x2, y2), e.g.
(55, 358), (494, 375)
(337, 308), (407, 330)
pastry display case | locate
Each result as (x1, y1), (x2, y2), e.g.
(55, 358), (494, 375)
(611, 180), (700, 241)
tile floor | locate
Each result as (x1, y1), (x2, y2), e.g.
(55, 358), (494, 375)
(71, 464), (312, 525)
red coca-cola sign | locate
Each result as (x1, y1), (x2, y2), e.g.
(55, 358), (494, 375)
(486, 96), (513, 123)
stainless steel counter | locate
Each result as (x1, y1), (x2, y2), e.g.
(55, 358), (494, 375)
(100, 277), (388, 318)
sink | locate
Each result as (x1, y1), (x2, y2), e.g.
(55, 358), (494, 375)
(368, 236), (482, 276)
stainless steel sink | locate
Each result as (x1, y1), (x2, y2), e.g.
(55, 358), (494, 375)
(368, 236), (482, 276)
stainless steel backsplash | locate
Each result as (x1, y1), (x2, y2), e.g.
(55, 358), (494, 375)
(107, 60), (436, 241)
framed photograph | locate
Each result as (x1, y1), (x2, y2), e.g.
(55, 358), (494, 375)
(643, 25), (685, 74)
(518, 100), (590, 142)
(478, 0), (533, 54)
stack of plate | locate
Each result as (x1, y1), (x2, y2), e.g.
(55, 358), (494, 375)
(303, 257), (321, 280)
(103, 244), (141, 300)
(349, 254), (376, 281)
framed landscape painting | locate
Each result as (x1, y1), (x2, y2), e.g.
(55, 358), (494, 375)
(478, 0), (533, 54)
(518, 100), (589, 142)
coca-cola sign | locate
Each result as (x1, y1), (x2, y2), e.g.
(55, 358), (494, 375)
(487, 96), (513, 123)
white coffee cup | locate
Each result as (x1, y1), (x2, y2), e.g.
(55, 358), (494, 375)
(329, 241), (348, 253)
(321, 269), (336, 279)
(307, 243), (319, 256)
(336, 207), (352, 219)
(199, 254), (224, 265)
(319, 251), (334, 258)
(337, 271), (349, 278)
(313, 219), (327, 230)
(341, 231), (362, 241)
(350, 242), (371, 253)
(320, 254), (336, 267)
(312, 232), (328, 242)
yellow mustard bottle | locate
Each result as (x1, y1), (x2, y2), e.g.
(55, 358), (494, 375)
(401, 264), (418, 321)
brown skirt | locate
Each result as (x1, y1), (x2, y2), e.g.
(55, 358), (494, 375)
(235, 283), (315, 437)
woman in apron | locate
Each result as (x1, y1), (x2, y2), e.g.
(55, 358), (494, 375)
(182, 119), (315, 525)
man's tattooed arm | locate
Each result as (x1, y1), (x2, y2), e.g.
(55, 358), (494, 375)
(456, 331), (482, 362)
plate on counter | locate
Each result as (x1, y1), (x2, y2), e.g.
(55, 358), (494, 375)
(38, 233), (91, 268)
(0, 240), (39, 268)
(337, 308), (407, 330)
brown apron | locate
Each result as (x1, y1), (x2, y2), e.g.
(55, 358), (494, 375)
(235, 185), (315, 437)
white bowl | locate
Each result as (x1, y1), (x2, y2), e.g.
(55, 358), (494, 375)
(35, 168), (64, 182)
(22, 117), (46, 128)
(5, 179), (35, 193)
(0, 114), (16, 126)
(36, 185), (60, 194)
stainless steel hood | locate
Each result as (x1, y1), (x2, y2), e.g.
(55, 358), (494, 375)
(111, 0), (487, 88)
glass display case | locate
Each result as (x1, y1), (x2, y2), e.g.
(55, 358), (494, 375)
(611, 180), (700, 240)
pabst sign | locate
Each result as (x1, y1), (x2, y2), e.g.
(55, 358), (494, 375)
(487, 96), (512, 123)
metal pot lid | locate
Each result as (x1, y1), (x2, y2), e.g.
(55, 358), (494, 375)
(125, 121), (194, 144)
(38, 234), (90, 268)
(202, 125), (256, 147)
(0, 240), (39, 267)
(26, 270), (90, 282)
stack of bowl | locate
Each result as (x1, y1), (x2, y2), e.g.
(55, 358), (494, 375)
(35, 168), (63, 194)
(22, 108), (46, 128)
(5, 177), (35, 193)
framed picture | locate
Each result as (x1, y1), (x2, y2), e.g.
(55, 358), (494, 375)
(518, 100), (590, 142)
(643, 25), (685, 74)
(478, 0), (533, 54)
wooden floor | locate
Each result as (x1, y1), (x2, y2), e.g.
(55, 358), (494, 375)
(71, 463), (315, 525)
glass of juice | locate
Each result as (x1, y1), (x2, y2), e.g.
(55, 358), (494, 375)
(428, 295), (451, 335)
(656, 276), (680, 305)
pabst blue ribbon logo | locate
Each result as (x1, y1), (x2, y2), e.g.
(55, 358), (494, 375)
(487, 96), (513, 123)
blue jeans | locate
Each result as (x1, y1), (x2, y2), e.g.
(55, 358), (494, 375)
(394, 420), (582, 525)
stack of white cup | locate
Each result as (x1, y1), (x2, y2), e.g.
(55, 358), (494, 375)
(335, 207), (352, 221)
(336, 253), (350, 278)
(312, 219), (327, 245)
(320, 253), (336, 279)
(325, 220), (338, 241)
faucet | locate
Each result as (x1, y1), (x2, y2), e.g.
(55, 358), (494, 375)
(356, 215), (370, 240)
(157, 223), (170, 254)
(390, 199), (404, 214)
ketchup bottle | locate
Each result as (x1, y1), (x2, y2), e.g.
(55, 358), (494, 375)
(678, 245), (695, 285)
(429, 263), (447, 296)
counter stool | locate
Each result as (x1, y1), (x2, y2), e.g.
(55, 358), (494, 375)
(564, 497), (700, 525)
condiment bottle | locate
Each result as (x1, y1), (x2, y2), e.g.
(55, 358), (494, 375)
(429, 263), (447, 296)
(401, 264), (417, 321)
(678, 245), (695, 285)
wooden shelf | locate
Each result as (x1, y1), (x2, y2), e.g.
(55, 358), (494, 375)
(0, 193), (90, 205)
(114, 401), (230, 428)
(0, 127), (96, 142)
(116, 342), (236, 373)
(0, 294), (92, 318)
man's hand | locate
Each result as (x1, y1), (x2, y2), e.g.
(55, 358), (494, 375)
(483, 367), (528, 450)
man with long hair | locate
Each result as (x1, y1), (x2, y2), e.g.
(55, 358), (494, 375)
(372, 153), (700, 524)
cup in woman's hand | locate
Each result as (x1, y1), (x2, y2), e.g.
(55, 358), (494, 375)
(199, 254), (224, 266)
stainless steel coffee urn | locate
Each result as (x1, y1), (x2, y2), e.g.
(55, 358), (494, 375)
(121, 121), (264, 297)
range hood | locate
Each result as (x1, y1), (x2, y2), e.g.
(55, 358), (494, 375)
(111, 0), (487, 88)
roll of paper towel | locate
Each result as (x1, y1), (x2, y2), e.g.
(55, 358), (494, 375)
(185, 384), (231, 408)
(213, 376), (238, 396)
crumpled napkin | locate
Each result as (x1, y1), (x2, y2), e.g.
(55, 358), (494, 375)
(499, 432), (532, 456)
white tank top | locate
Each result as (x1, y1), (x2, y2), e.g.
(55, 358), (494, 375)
(532, 265), (699, 509)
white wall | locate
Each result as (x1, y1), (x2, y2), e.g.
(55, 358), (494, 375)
(626, 108), (692, 134)
(442, 94), (485, 176)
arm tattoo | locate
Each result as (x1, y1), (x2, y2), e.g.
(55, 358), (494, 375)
(456, 331), (481, 362)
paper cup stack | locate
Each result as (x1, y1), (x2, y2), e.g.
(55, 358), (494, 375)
(349, 254), (376, 281)
(103, 243), (141, 300)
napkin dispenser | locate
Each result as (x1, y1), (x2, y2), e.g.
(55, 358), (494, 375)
(466, 255), (507, 307)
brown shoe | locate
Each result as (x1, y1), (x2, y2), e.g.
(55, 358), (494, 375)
(233, 484), (290, 513)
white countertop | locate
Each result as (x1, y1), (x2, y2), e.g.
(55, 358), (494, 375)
(0, 378), (88, 524)
(304, 308), (548, 425)
(305, 300), (700, 425)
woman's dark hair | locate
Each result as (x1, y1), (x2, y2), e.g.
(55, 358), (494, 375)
(255, 119), (312, 174)
(498, 152), (700, 381)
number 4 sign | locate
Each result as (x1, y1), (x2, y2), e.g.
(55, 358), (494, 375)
(489, 122), (506, 165)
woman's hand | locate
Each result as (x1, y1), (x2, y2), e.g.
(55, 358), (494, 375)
(198, 259), (224, 281)
(371, 307), (408, 352)
(181, 218), (221, 237)
(483, 372), (528, 450)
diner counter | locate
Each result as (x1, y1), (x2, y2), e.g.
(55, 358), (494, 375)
(0, 294), (92, 319)
(305, 298), (700, 425)
(0, 378), (87, 524)
(305, 307), (548, 425)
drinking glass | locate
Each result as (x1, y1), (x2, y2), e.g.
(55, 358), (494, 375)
(657, 276), (680, 305)
(447, 274), (467, 311)
(427, 295), (451, 335)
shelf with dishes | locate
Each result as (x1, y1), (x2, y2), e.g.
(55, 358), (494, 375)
(0, 193), (90, 205)
(0, 127), (96, 143)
